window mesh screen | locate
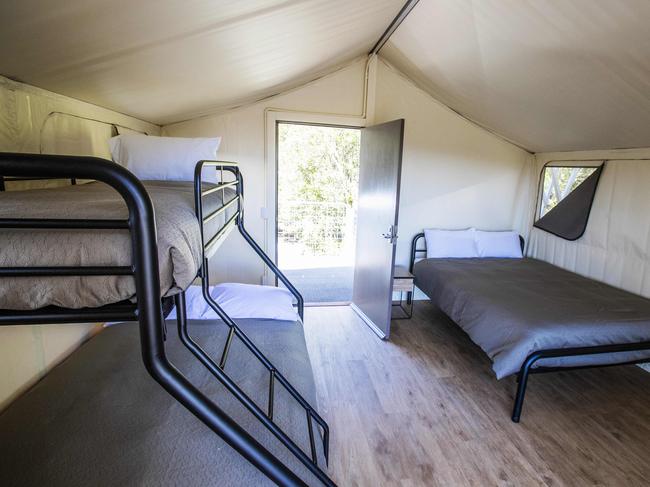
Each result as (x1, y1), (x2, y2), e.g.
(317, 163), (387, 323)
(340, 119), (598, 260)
(534, 164), (604, 241)
(540, 167), (598, 217)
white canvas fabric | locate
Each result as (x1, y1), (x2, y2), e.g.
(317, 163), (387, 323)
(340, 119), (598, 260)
(424, 228), (478, 259)
(382, 0), (650, 152)
(475, 230), (523, 259)
(0, 0), (404, 124)
(108, 134), (221, 182)
(174, 284), (299, 322)
(529, 159), (650, 298)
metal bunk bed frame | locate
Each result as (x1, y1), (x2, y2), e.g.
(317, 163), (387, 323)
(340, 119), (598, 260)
(410, 232), (650, 423)
(0, 152), (335, 487)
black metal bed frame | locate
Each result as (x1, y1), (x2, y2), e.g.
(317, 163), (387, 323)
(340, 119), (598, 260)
(410, 232), (650, 423)
(0, 153), (335, 487)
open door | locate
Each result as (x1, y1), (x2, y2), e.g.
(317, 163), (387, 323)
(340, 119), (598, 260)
(351, 119), (404, 339)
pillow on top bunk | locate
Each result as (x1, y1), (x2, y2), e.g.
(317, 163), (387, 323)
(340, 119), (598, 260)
(108, 134), (221, 182)
(475, 230), (523, 258)
(424, 228), (478, 258)
(179, 283), (299, 322)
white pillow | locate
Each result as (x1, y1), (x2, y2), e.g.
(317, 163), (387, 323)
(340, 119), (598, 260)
(108, 134), (221, 182)
(475, 230), (523, 258)
(424, 228), (478, 258)
(174, 284), (299, 321)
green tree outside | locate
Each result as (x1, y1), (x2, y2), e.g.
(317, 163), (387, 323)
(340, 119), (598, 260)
(277, 123), (360, 257)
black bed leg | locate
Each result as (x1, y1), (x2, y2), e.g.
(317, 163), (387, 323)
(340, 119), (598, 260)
(512, 367), (530, 423)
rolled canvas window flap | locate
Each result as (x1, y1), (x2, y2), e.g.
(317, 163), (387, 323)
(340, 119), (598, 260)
(534, 164), (604, 240)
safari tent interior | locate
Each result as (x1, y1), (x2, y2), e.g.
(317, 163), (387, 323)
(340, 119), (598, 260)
(1, 1), (650, 486)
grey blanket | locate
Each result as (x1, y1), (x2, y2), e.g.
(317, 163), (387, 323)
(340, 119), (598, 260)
(0, 318), (326, 486)
(414, 257), (650, 378)
(0, 181), (235, 309)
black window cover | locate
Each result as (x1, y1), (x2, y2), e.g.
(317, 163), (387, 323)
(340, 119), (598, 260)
(534, 164), (604, 241)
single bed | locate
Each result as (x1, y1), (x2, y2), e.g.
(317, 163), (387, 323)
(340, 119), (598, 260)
(0, 180), (236, 309)
(0, 317), (325, 486)
(410, 233), (650, 421)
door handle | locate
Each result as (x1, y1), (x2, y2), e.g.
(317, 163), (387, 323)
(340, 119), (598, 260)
(381, 225), (398, 244)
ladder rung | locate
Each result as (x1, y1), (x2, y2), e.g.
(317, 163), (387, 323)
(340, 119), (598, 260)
(219, 326), (235, 369)
(268, 370), (275, 419)
(307, 410), (317, 465)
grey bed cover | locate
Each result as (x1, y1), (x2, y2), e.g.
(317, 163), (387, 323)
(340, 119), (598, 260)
(0, 317), (326, 486)
(414, 257), (650, 378)
(0, 181), (235, 310)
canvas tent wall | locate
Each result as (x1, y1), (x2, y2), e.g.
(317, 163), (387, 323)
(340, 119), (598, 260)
(379, 0), (650, 153)
(529, 149), (650, 300)
(0, 76), (159, 409)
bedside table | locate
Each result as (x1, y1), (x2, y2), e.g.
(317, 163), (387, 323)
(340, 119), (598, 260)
(392, 265), (414, 319)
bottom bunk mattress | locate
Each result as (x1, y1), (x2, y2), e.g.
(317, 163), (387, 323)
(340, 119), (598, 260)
(0, 317), (326, 486)
(413, 257), (650, 378)
(0, 180), (236, 310)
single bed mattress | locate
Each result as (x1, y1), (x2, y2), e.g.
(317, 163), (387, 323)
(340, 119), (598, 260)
(0, 180), (236, 310)
(414, 257), (650, 378)
(0, 317), (325, 486)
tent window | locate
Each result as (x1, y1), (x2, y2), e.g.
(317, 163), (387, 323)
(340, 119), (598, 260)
(539, 166), (598, 217)
(534, 164), (604, 241)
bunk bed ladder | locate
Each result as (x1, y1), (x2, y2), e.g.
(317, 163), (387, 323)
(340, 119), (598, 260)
(176, 160), (334, 486)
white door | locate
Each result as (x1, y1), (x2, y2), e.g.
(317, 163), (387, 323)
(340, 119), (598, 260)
(351, 119), (404, 339)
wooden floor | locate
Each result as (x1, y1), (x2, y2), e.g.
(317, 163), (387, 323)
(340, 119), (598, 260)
(303, 302), (650, 486)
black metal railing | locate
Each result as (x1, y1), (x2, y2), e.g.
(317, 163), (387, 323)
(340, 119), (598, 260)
(175, 160), (334, 486)
(0, 153), (315, 487)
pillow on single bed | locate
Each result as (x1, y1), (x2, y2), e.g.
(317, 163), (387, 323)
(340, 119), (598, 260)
(178, 283), (299, 321)
(475, 230), (523, 258)
(424, 228), (479, 258)
(108, 134), (221, 182)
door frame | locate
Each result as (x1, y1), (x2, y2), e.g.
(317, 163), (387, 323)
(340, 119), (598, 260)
(264, 110), (365, 285)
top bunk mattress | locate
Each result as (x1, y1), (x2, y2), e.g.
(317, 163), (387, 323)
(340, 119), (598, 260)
(0, 180), (236, 310)
(413, 257), (650, 378)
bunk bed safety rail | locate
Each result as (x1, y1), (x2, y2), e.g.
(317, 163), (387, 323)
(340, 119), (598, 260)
(0, 152), (311, 487)
(191, 160), (335, 486)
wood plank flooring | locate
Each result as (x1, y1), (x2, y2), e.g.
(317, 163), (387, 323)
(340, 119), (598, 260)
(303, 302), (650, 486)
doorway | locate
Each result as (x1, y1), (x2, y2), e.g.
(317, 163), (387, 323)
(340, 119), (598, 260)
(276, 122), (361, 304)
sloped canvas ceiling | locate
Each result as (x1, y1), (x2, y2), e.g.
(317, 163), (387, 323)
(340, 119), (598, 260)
(381, 0), (650, 152)
(0, 0), (404, 124)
